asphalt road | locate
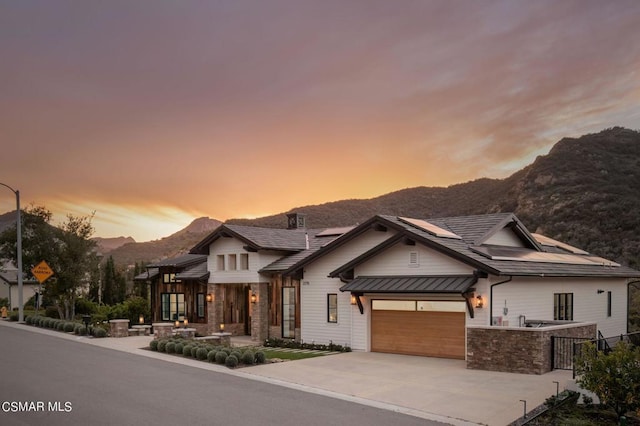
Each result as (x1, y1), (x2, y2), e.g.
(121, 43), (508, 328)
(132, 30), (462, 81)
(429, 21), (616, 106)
(0, 326), (443, 426)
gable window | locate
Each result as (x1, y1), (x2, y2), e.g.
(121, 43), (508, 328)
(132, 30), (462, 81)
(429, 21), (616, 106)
(327, 294), (338, 323)
(161, 293), (185, 321)
(216, 255), (225, 271)
(553, 293), (573, 320)
(607, 291), (612, 317)
(228, 254), (237, 271)
(197, 293), (205, 318)
(240, 253), (249, 270)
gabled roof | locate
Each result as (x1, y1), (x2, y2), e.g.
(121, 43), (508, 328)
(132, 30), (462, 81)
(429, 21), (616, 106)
(191, 224), (319, 254)
(307, 214), (640, 279)
(175, 262), (210, 281)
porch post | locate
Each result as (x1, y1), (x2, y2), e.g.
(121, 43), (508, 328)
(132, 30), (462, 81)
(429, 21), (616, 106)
(251, 282), (269, 342)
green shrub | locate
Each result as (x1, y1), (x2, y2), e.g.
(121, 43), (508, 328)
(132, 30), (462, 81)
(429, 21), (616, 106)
(56, 321), (65, 331)
(207, 350), (217, 363)
(183, 344), (193, 357)
(191, 346), (199, 358)
(157, 340), (167, 352)
(230, 350), (242, 360)
(215, 351), (228, 364)
(74, 324), (88, 335)
(196, 347), (209, 360)
(174, 342), (184, 355)
(255, 351), (266, 364)
(166, 342), (176, 354)
(241, 351), (255, 365)
(149, 340), (159, 351)
(225, 354), (238, 368)
(64, 322), (76, 332)
(75, 298), (97, 315)
(93, 327), (107, 338)
(45, 306), (59, 318)
(9, 311), (19, 321)
(24, 315), (32, 325)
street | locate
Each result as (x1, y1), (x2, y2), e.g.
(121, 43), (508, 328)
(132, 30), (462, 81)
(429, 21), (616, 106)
(0, 325), (441, 425)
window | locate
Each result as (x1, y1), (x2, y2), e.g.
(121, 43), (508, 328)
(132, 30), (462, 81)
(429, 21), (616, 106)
(197, 293), (205, 318)
(161, 293), (185, 321)
(216, 255), (225, 271)
(607, 291), (612, 317)
(228, 254), (237, 271)
(240, 253), (249, 270)
(327, 294), (338, 323)
(554, 293), (573, 320)
(162, 273), (179, 284)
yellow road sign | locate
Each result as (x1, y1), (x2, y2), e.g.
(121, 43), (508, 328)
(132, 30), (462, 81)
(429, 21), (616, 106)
(32, 260), (54, 284)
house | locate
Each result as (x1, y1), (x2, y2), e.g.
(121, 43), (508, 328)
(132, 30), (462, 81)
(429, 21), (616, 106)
(0, 261), (39, 310)
(140, 212), (640, 373)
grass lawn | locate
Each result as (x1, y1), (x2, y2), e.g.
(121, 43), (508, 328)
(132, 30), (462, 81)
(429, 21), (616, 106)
(259, 349), (324, 361)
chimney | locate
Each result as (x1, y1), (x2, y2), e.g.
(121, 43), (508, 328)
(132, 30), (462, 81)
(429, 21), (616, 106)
(286, 213), (306, 230)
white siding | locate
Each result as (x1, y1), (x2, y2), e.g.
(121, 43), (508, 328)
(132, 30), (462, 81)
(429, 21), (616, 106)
(301, 229), (392, 347)
(350, 296), (369, 351)
(355, 242), (475, 276)
(207, 237), (285, 283)
(484, 228), (526, 247)
(491, 276), (628, 336)
(466, 277), (491, 327)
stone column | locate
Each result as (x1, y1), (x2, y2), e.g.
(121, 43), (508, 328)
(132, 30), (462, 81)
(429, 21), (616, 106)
(250, 282), (269, 342)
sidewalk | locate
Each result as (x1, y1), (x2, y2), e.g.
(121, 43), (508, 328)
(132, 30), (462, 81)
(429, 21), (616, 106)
(2, 320), (571, 426)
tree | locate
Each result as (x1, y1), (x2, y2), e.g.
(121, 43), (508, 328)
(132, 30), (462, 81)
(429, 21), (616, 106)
(0, 206), (97, 319)
(574, 341), (640, 421)
(101, 256), (126, 305)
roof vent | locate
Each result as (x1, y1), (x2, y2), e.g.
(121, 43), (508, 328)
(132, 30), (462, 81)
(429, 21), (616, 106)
(286, 213), (306, 230)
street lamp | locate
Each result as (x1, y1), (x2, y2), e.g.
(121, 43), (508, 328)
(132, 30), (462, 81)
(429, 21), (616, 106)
(0, 182), (22, 323)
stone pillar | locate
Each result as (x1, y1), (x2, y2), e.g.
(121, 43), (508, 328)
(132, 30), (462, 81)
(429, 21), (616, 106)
(250, 282), (269, 342)
(152, 323), (174, 339)
(206, 283), (224, 335)
(109, 319), (130, 338)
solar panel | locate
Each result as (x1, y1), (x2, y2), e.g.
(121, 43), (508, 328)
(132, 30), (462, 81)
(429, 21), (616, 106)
(531, 233), (589, 255)
(398, 217), (462, 239)
(316, 227), (354, 237)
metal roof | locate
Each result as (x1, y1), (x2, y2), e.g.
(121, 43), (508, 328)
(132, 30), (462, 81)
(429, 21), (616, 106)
(146, 254), (207, 268)
(340, 275), (477, 293)
(175, 262), (209, 281)
(134, 268), (159, 281)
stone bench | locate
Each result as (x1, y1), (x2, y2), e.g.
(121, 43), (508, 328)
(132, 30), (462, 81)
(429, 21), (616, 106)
(132, 325), (152, 336)
(128, 328), (144, 336)
(195, 332), (231, 346)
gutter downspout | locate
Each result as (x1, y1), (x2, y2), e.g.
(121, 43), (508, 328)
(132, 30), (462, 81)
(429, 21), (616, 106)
(628, 279), (640, 334)
(490, 276), (512, 326)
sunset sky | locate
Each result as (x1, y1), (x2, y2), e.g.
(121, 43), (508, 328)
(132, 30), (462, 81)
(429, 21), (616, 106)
(2, 0), (640, 241)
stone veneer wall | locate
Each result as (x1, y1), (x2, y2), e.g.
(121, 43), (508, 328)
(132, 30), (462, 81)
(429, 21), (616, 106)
(466, 322), (597, 374)
(109, 319), (130, 338)
(251, 282), (269, 342)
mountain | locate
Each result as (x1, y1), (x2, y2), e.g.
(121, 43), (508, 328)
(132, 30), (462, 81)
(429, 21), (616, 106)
(226, 127), (640, 269)
(105, 217), (222, 266)
(92, 236), (136, 254)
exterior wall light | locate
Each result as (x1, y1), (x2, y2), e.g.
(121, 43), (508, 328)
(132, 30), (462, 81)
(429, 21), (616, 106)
(175, 320), (180, 328)
(183, 319), (188, 328)
(219, 323), (225, 332)
(250, 293), (257, 304)
(475, 295), (484, 309)
(139, 314), (144, 324)
(206, 293), (214, 302)
(350, 295), (357, 305)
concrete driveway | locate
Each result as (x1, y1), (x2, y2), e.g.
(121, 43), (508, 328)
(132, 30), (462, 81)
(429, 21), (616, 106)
(242, 351), (572, 426)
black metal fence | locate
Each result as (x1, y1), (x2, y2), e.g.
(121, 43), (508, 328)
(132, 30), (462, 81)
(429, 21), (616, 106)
(551, 331), (640, 375)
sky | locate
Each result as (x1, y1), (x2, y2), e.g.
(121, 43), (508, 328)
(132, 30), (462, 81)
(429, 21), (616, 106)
(1, 0), (640, 241)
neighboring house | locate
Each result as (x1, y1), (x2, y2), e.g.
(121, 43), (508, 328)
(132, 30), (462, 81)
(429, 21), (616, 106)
(0, 261), (39, 310)
(139, 212), (640, 373)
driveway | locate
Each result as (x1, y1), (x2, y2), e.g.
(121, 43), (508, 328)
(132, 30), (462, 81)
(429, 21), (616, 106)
(242, 351), (572, 426)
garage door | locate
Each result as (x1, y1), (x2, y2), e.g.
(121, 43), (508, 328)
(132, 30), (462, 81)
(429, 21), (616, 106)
(371, 309), (466, 359)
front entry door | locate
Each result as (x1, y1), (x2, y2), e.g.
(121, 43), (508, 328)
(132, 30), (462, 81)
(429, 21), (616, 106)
(282, 287), (296, 338)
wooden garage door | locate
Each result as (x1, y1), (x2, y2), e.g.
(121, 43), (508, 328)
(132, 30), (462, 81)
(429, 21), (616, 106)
(371, 310), (465, 359)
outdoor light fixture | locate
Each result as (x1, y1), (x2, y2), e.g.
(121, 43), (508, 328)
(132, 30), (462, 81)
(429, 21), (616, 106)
(219, 323), (225, 332)
(206, 293), (213, 302)
(475, 295), (484, 309)
(175, 320), (180, 328)
(250, 293), (257, 304)
(139, 314), (144, 324)
(350, 295), (357, 305)
(183, 319), (188, 328)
